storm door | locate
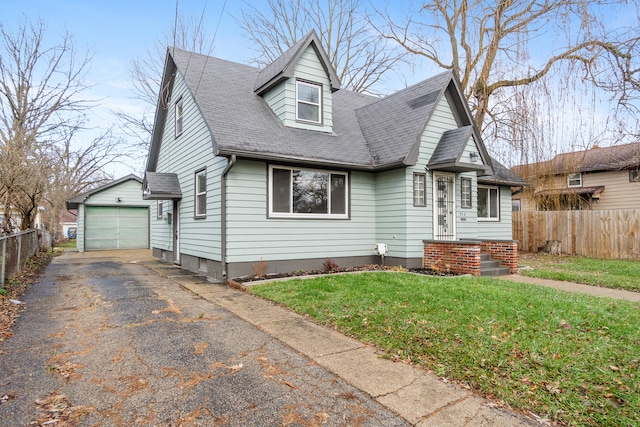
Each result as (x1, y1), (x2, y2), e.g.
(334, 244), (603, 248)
(433, 172), (456, 240)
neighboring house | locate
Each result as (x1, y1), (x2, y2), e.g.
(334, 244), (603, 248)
(143, 31), (524, 280)
(0, 206), (45, 234)
(59, 209), (78, 239)
(512, 143), (640, 211)
(66, 175), (152, 252)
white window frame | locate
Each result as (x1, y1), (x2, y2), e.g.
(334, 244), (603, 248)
(477, 185), (500, 221)
(194, 169), (207, 218)
(268, 165), (348, 219)
(460, 177), (472, 208)
(296, 81), (322, 124)
(156, 200), (164, 220)
(512, 199), (521, 212)
(413, 173), (426, 207)
(567, 172), (582, 187)
(175, 97), (184, 137)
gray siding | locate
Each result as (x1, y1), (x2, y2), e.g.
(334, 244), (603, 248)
(77, 204), (85, 252)
(225, 160), (376, 264)
(152, 71), (224, 259)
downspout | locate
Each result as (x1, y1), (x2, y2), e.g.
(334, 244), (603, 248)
(220, 155), (237, 281)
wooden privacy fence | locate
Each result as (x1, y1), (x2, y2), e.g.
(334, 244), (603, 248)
(513, 210), (640, 260)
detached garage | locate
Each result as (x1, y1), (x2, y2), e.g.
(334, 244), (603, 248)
(67, 175), (152, 252)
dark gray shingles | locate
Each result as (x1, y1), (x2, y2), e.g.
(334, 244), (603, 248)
(428, 126), (473, 165)
(356, 71), (453, 166)
(479, 158), (525, 186)
(254, 30), (341, 95)
(143, 172), (183, 200)
(171, 48), (375, 168)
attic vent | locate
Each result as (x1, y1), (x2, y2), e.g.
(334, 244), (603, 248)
(407, 90), (439, 109)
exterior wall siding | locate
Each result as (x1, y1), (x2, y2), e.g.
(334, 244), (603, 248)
(456, 172), (479, 239)
(476, 186), (513, 240)
(375, 168), (409, 260)
(225, 159), (376, 266)
(276, 46), (333, 132)
(77, 205), (85, 252)
(152, 70), (224, 260)
(584, 170), (640, 210)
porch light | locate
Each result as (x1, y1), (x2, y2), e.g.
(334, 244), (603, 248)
(469, 152), (479, 163)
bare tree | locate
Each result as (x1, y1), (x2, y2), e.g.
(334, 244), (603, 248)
(45, 127), (128, 234)
(237, 0), (406, 94)
(115, 14), (217, 151)
(0, 19), (126, 234)
(377, 1), (639, 138)
(0, 19), (94, 231)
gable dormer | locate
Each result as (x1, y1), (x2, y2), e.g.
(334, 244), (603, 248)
(254, 30), (341, 133)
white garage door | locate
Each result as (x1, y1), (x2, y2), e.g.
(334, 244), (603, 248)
(85, 206), (149, 250)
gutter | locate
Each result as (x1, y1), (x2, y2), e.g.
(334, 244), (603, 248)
(220, 155), (237, 280)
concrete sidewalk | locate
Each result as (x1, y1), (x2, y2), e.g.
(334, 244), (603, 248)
(500, 274), (640, 302)
(138, 257), (538, 427)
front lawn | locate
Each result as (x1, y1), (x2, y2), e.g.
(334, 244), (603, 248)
(249, 272), (640, 427)
(519, 253), (640, 292)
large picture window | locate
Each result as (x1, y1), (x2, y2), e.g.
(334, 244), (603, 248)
(296, 81), (321, 123)
(269, 166), (348, 218)
(477, 185), (499, 221)
(194, 169), (206, 218)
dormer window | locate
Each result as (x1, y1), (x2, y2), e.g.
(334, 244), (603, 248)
(296, 81), (321, 123)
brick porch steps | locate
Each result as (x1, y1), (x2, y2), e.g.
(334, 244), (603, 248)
(480, 253), (512, 276)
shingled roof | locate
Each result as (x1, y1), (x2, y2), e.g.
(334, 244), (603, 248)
(513, 142), (640, 179)
(147, 43), (523, 185)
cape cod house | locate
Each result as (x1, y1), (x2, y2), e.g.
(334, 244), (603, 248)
(143, 31), (523, 281)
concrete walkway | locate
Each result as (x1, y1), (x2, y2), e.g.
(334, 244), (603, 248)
(136, 256), (539, 427)
(501, 274), (640, 302)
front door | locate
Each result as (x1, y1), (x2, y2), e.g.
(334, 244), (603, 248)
(433, 172), (456, 240)
(172, 200), (180, 264)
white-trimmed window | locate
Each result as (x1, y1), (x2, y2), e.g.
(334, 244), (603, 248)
(269, 165), (348, 218)
(157, 200), (164, 220)
(413, 173), (426, 206)
(477, 185), (499, 221)
(461, 177), (472, 208)
(567, 172), (582, 187)
(194, 169), (207, 218)
(175, 98), (184, 137)
(512, 199), (521, 212)
(296, 81), (321, 123)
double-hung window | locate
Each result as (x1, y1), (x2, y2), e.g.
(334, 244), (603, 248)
(413, 173), (426, 206)
(175, 98), (184, 137)
(194, 169), (207, 218)
(567, 172), (582, 187)
(296, 81), (321, 123)
(156, 200), (164, 220)
(269, 166), (348, 218)
(460, 177), (472, 208)
(477, 185), (499, 221)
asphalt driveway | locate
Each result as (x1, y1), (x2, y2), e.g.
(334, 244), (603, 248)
(0, 251), (409, 426)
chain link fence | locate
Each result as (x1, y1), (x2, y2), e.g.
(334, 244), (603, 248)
(1, 229), (53, 289)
